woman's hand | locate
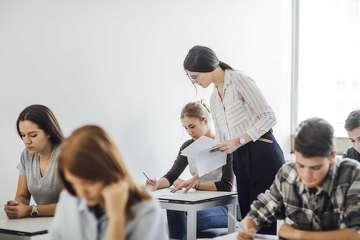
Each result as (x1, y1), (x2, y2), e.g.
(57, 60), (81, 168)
(171, 175), (199, 193)
(172, 179), (185, 188)
(4, 201), (31, 219)
(213, 138), (241, 154)
(145, 179), (159, 191)
(102, 180), (129, 220)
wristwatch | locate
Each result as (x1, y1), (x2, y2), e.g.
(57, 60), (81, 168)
(239, 137), (246, 146)
(30, 205), (39, 217)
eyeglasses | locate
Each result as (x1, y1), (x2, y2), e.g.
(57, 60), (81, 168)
(185, 71), (199, 84)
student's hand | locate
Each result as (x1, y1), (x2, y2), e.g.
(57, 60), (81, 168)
(102, 180), (129, 220)
(145, 179), (159, 191)
(278, 223), (300, 240)
(171, 175), (199, 193)
(172, 179), (185, 188)
(4, 201), (31, 219)
(213, 138), (241, 154)
(237, 228), (256, 240)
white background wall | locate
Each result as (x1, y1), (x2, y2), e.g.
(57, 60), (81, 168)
(0, 0), (291, 204)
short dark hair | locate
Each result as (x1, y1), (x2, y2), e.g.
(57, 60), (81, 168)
(16, 104), (64, 146)
(295, 118), (334, 158)
(183, 45), (233, 73)
(345, 110), (360, 132)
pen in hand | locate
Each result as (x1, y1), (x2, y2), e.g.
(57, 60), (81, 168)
(142, 171), (151, 181)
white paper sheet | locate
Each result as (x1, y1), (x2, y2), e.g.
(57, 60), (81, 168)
(181, 136), (227, 177)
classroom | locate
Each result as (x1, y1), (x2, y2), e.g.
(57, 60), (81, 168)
(0, 0), (359, 240)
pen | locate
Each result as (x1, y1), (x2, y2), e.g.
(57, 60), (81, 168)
(142, 171), (151, 181)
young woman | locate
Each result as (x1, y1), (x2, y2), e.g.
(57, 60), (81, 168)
(146, 101), (233, 239)
(4, 104), (64, 218)
(49, 125), (168, 240)
(183, 45), (285, 234)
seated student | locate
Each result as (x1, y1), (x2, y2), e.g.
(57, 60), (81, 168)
(4, 105), (64, 218)
(344, 110), (360, 162)
(49, 125), (168, 240)
(145, 101), (233, 239)
(237, 118), (360, 240)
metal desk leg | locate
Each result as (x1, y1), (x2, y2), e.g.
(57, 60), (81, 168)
(187, 208), (197, 240)
(227, 203), (236, 233)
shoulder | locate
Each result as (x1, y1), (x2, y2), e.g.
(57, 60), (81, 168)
(226, 70), (254, 85)
(130, 198), (162, 222)
(20, 149), (35, 164)
(179, 139), (194, 151)
(57, 190), (78, 206)
(344, 147), (360, 161)
(276, 161), (298, 183)
(334, 157), (360, 181)
(51, 145), (61, 161)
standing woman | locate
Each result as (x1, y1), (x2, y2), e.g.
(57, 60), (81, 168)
(183, 45), (285, 234)
(4, 105), (64, 218)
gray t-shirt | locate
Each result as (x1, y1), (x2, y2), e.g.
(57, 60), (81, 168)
(49, 190), (169, 240)
(17, 146), (62, 205)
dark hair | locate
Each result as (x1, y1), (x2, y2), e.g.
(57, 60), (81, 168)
(183, 45), (233, 73)
(180, 100), (210, 120)
(295, 118), (334, 158)
(58, 125), (150, 220)
(345, 110), (360, 132)
(16, 104), (64, 146)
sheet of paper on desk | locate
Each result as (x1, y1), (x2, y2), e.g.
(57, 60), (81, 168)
(153, 188), (235, 202)
(181, 136), (227, 177)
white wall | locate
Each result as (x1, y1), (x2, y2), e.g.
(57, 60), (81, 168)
(0, 0), (291, 203)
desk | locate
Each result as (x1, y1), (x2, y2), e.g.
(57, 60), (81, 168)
(0, 217), (52, 240)
(154, 189), (238, 240)
(213, 232), (278, 239)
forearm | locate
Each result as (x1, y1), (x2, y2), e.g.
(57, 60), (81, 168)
(157, 177), (170, 189)
(247, 112), (276, 141)
(287, 228), (360, 240)
(107, 217), (125, 240)
(196, 181), (217, 191)
(37, 203), (57, 217)
(15, 195), (30, 205)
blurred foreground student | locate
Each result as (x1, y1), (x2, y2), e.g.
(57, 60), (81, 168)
(4, 105), (63, 218)
(49, 125), (168, 240)
(344, 110), (360, 162)
(238, 118), (360, 240)
(145, 101), (232, 239)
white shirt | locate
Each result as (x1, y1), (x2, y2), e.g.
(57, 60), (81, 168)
(49, 191), (168, 240)
(210, 70), (276, 142)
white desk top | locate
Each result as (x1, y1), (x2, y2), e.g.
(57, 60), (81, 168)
(0, 217), (52, 236)
(153, 188), (237, 203)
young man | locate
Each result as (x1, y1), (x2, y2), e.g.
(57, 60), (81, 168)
(237, 118), (360, 240)
(344, 110), (360, 162)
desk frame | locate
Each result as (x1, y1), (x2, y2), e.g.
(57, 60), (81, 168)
(158, 194), (237, 240)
